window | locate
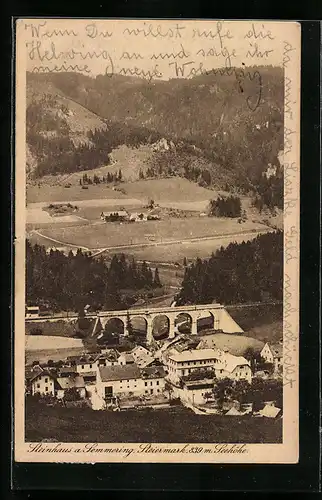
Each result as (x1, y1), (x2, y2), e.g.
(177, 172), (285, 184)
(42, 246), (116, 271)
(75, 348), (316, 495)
(89, 364), (92, 369)
(145, 390), (148, 394)
(156, 380), (159, 385)
(45, 378), (48, 383)
(37, 383), (40, 388)
(45, 386), (48, 392)
(81, 365), (84, 369)
(145, 382), (147, 386)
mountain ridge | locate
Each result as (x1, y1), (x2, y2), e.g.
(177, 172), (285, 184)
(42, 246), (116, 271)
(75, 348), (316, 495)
(26, 68), (284, 200)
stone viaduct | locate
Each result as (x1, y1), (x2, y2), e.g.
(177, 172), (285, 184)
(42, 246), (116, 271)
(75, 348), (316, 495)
(27, 303), (243, 344)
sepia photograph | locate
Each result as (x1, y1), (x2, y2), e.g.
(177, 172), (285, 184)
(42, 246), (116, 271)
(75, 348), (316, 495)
(15, 19), (300, 463)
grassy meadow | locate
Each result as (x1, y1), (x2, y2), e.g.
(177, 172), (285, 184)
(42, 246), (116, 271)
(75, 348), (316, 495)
(32, 218), (267, 251)
(25, 401), (282, 444)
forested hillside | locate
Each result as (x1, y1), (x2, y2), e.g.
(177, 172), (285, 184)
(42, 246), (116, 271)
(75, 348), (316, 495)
(26, 242), (162, 312)
(177, 231), (283, 305)
(26, 67), (284, 206)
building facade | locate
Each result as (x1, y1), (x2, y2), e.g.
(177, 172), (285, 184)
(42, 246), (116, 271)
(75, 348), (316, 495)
(30, 371), (55, 396)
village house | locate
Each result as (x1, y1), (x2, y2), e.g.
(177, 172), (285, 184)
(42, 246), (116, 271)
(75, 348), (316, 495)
(25, 365), (44, 394)
(75, 355), (97, 374)
(55, 375), (86, 400)
(165, 349), (218, 385)
(260, 342), (283, 372)
(212, 349), (252, 383)
(96, 351), (119, 368)
(140, 366), (166, 396)
(179, 376), (215, 406)
(96, 364), (142, 401)
(118, 352), (135, 366)
(29, 370), (55, 397)
(130, 345), (155, 368)
(81, 372), (97, 397)
(165, 348), (252, 386)
(58, 365), (77, 377)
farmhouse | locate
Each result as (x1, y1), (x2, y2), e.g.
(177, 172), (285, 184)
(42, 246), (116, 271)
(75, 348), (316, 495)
(260, 342), (283, 371)
(96, 364), (142, 400)
(141, 366), (166, 396)
(179, 377), (215, 406)
(76, 356), (97, 373)
(29, 370), (55, 396)
(96, 352), (119, 368)
(118, 352), (135, 366)
(131, 345), (155, 368)
(55, 375), (86, 400)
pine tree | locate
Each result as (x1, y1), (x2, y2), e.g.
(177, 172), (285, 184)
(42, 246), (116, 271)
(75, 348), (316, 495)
(153, 267), (162, 288)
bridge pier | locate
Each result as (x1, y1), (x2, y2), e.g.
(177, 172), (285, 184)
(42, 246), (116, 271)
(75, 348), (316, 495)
(168, 316), (176, 339)
(190, 317), (198, 335)
(146, 316), (154, 344)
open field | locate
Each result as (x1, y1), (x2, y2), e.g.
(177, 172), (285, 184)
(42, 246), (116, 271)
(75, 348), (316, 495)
(120, 178), (214, 203)
(25, 347), (86, 366)
(26, 335), (84, 351)
(25, 402), (282, 443)
(27, 178), (215, 205)
(33, 218), (269, 251)
(123, 230), (271, 263)
(27, 184), (129, 204)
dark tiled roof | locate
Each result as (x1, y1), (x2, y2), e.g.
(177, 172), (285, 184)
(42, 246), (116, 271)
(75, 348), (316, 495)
(58, 366), (77, 375)
(99, 364), (141, 382)
(81, 371), (97, 378)
(140, 366), (166, 379)
(56, 376), (85, 390)
(29, 369), (55, 383)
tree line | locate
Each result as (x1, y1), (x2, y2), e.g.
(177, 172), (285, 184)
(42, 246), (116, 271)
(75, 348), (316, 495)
(209, 196), (242, 218)
(26, 241), (162, 312)
(210, 377), (283, 411)
(80, 171), (122, 185)
(252, 169), (284, 211)
(177, 231), (283, 305)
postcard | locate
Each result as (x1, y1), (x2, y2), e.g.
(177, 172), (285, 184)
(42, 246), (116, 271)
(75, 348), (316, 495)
(14, 18), (300, 463)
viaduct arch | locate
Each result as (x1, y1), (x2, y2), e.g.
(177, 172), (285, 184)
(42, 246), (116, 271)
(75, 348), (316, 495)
(96, 303), (243, 344)
(26, 303), (243, 345)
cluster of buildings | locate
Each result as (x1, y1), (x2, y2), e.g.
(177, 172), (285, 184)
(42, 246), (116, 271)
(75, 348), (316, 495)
(26, 328), (283, 412)
(100, 210), (160, 223)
